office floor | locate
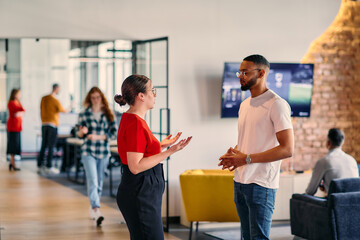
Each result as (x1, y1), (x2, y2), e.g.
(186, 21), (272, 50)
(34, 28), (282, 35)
(0, 159), (300, 240)
(0, 153), (300, 240)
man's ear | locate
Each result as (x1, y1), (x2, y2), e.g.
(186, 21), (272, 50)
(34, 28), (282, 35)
(326, 139), (331, 149)
(259, 69), (265, 78)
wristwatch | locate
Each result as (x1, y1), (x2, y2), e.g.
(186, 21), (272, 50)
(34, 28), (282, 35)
(246, 154), (252, 164)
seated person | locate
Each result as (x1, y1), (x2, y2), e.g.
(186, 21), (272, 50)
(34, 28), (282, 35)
(306, 128), (359, 196)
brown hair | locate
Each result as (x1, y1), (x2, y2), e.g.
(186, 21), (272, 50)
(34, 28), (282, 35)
(8, 88), (20, 104)
(114, 74), (150, 106)
(84, 87), (114, 122)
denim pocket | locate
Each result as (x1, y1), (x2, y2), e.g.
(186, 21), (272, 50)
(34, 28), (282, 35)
(252, 184), (276, 210)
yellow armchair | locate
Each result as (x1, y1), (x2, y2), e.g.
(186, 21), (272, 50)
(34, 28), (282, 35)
(180, 169), (240, 239)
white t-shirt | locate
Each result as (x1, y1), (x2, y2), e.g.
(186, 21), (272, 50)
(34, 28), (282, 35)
(234, 89), (293, 189)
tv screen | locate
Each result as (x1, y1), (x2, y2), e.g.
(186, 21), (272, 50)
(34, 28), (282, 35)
(221, 62), (314, 118)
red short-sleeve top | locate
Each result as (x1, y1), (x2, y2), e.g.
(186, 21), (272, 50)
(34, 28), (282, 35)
(117, 113), (161, 165)
(7, 100), (25, 132)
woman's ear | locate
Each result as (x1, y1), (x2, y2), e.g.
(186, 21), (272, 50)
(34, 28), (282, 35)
(137, 92), (145, 102)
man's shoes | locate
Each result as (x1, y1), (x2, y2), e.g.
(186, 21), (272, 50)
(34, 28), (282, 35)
(37, 166), (46, 175)
(45, 167), (60, 175)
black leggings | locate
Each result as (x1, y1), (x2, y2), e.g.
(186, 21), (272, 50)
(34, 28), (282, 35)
(117, 163), (165, 240)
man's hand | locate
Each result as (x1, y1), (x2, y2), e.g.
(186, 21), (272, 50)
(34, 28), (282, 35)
(218, 147), (247, 171)
(319, 180), (326, 193)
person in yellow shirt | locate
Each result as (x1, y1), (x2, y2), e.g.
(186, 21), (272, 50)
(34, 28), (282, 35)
(37, 84), (66, 174)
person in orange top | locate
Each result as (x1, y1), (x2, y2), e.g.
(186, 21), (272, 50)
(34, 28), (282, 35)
(7, 88), (25, 171)
(37, 83), (66, 174)
(114, 75), (192, 239)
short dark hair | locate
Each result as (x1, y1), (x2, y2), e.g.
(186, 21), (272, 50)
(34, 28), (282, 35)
(52, 83), (59, 91)
(327, 128), (345, 147)
(243, 54), (270, 69)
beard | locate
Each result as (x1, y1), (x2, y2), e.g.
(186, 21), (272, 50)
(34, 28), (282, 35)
(241, 76), (257, 91)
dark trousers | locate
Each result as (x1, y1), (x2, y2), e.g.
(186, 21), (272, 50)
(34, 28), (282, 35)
(37, 125), (57, 168)
(117, 164), (165, 240)
(7, 131), (21, 155)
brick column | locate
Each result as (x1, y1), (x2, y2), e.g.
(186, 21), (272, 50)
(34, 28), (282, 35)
(289, 0), (360, 171)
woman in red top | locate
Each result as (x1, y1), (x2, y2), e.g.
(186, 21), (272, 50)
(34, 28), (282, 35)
(114, 74), (192, 240)
(7, 88), (25, 171)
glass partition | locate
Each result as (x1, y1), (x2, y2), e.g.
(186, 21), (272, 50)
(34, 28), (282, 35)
(1, 38), (133, 152)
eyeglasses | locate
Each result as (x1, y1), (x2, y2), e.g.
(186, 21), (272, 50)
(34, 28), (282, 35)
(149, 88), (157, 95)
(236, 69), (261, 77)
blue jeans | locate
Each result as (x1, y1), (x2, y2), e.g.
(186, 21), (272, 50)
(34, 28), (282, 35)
(234, 182), (277, 240)
(82, 155), (106, 208)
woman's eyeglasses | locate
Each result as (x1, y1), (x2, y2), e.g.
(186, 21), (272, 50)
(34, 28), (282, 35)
(148, 88), (156, 95)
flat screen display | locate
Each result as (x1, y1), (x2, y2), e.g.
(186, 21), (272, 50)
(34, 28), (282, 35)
(221, 62), (314, 118)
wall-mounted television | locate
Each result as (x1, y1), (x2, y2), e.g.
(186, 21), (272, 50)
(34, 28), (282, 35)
(221, 62), (314, 118)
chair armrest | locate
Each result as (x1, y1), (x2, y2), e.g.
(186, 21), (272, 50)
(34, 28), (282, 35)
(330, 192), (360, 208)
(292, 193), (328, 207)
(329, 192), (360, 239)
(290, 194), (332, 239)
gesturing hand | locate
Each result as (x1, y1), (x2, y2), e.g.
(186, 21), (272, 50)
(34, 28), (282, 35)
(160, 132), (182, 149)
(218, 147), (246, 171)
(168, 136), (192, 153)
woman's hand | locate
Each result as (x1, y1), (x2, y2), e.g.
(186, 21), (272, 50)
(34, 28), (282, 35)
(79, 126), (88, 135)
(127, 136), (192, 175)
(77, 126), (88, 138)
(168, 136), (192, 153)
(86, 134), (106, 141)
(15, 112), (24, 117)
(160, 132), (182, 149)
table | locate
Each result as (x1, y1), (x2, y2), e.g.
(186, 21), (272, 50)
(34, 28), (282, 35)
(65, 138), (118, 185)
(65, 138), (85, 184)
(272, 171), (313, 220)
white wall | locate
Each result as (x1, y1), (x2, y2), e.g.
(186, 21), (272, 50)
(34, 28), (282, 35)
(0, 0), (341, 216)
(21, 39), (70, 151)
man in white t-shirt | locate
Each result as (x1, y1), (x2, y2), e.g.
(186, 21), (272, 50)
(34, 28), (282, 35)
(219, 54), (294, 240)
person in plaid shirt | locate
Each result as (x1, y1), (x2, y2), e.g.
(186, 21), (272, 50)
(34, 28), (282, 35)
(77, 87), (117, 226)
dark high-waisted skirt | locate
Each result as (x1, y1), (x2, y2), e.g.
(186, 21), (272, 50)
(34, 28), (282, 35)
(117, 163), (165, 240)
(7, 131), (21, 155)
